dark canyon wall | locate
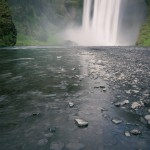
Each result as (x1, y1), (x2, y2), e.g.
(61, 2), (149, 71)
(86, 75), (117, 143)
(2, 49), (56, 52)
(0, 0), (150, 46)
(137, 0), (150, 46)
(0, 0), (17, 47)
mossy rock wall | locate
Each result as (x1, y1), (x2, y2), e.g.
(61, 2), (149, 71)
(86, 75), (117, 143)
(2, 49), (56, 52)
(137, 0), (150, 46)
(0, 0), (17, 46)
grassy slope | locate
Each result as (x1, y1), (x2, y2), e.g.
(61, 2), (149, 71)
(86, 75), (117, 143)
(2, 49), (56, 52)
(137, 1), (150, 46)
(8, 0), (83, 46)
(0, 0), (17, 46)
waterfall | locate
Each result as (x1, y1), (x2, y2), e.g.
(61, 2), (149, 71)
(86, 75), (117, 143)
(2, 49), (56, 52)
(82, 0), (121, 46)
(63, 0), (146, 46)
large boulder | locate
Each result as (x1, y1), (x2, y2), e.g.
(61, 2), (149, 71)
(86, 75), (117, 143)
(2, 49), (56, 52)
(0, 0), (17, 46)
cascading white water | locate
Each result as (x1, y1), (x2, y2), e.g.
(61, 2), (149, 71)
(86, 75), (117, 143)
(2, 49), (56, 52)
(63, 0), (146, 46)
(82, 0), (121, 46)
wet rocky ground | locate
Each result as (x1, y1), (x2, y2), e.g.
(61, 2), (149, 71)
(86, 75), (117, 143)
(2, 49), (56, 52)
(0, 46), (150, 150)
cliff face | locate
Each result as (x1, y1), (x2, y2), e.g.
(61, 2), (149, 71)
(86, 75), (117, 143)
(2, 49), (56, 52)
(0, 0), (17, 46)
(7, 0), (83, 46)
(137, 0), (150, 46)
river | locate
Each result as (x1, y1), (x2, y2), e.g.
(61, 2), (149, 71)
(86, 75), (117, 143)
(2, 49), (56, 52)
(0, 46), (150, 150)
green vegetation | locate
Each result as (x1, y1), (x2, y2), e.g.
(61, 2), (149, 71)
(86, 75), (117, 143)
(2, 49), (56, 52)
(0, 0), (17, 47)
(3, 0), (150, 46)
(7, 0), (83, 46)
(137, 0), (150, 46)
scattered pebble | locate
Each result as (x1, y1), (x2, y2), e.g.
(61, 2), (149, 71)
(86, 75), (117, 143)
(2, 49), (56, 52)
(144, 115), (150, 121)
(57, 56), (62, 59)
(66, 142), (85, 150)
(75, 119), (88, 128)
(49, 127), (57, 133)
(72, 68), (76, 71)
(50, 142), (64, 150)
(115, 100), (129, 107)
(99, 107), (108, 112)
(103, 88), (107, 92)
(125, 90), (131, 94)
(100, 85), (105, 88)
(94, 85), (100, 88)
(97, 60), (103, 65)
(32, 112), (40, 116)
(131, 102), (143, 109)
(124, 131), (130, 137)
(69, 102), (74, 108)
(132, 90), (139, 94)
(112, 119), (122, 124)
(130, 129), (141, 135)
(144, 115), (150, 124)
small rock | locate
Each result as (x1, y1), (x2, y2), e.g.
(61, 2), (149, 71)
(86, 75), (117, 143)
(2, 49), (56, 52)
(112, 119), (122, 124)
(103, 88), (106, 92)
(99, 107), (108, 112)
(50, 142), (64, 150)
(73, 84), (79, 87)
(100, 85), (105, 88)
(117, 73), (125, 80)
(97, 60), (103, 65)
(49, 127), (57, 133)
(66, 142), (85, 150)
(69, 102), (74, 108)
(148, 109), (150, 113)
(130, 129), (141, 135)
(123, 100), (130, 105)
(38, 139), (48, 146)
(94, 86), (100, 88)
(125, 90), (131, 94)
(75, 119), (88, 128)
(72, 68), (76, 71)
(144, 115), (150, 121)
(114, 102), (122, 107)
(32, 112), (40, 116)
(124, 131), (130, 137)
(131, 102), (142, 109)
(115, 100), (129, 107)
(57, 56), (62, 59)
(132, 90), (139, 94)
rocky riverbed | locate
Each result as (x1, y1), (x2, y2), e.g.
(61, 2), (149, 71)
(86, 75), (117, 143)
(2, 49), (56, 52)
(0, 46), (150, 150)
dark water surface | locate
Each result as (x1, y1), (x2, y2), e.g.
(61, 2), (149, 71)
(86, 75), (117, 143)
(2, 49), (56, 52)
(0, 46), (150, 150)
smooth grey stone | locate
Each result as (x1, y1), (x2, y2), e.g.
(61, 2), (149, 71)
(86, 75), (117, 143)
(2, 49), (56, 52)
(130, 129), (141, 135)
(75, 119), (88, 128)
(131, 102), (142, 109)
(124, 131), (130, 137)
(112, 119), (122, 124)
(144, 115), (150, 121)
(115, 100), (129, 107)
(100, 85), (105, 88)
(69, 102), (74, 108)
